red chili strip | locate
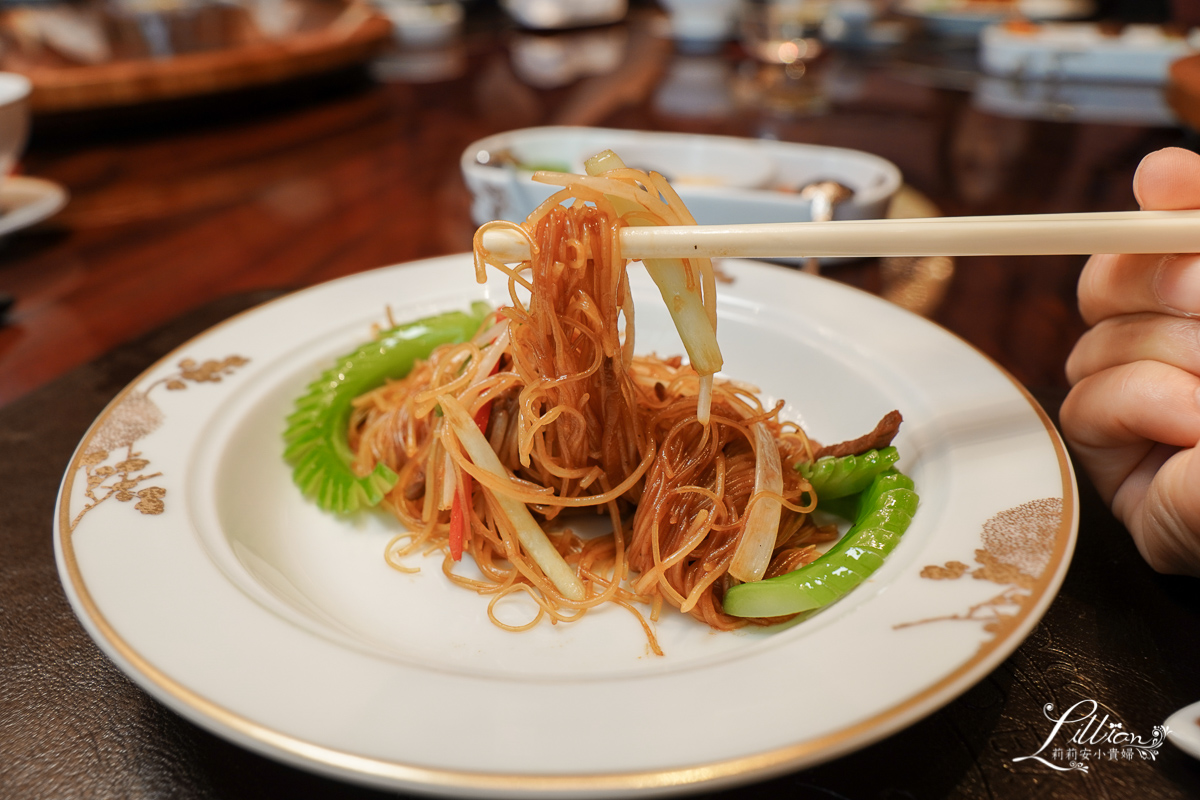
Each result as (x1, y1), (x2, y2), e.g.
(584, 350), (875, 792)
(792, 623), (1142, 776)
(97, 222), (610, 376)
(449, 359), (500, 561)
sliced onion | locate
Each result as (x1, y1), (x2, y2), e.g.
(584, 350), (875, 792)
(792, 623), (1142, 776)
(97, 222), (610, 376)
(439, 394), (586, 601)
(439, 450), (456, 510)
(472, 321), (510, 379)
(728, 421), (783, 583)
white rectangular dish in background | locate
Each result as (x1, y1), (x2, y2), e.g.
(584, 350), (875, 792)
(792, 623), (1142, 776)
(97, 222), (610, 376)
(460, 126), (902, 230)
(981, 22), (1199, 84)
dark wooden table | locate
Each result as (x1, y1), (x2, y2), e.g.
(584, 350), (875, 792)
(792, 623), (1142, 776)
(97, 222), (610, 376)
(2, 5), (1199, 799)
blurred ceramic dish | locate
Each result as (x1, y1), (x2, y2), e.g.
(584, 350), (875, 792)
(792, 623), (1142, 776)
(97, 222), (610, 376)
(1167, 700), (1200, 760)
(0, 73), (30, 179)
(896, 0), (1093, 37)
(981, 22), (1198, 84)
(375, 0), (463, 46)
(501, 0), (626, 30)
(461, 126), (902, 230)
(0, 175), (67, 237)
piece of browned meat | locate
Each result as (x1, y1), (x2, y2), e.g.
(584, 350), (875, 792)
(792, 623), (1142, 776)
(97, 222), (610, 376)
(813, 410), (903, 460)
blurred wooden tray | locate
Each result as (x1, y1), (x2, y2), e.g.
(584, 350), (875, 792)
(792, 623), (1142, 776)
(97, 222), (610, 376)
(1, 1), (392, 113)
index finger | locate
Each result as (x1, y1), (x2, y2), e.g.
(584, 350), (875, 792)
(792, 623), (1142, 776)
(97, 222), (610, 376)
(1133, 147), (1200, 210)
(1079, 148), (1200, 325)
(1076, 251), (1200, 326)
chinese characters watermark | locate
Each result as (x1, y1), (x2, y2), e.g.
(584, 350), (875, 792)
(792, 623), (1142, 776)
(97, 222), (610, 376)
(1013, 699), (1169, 773)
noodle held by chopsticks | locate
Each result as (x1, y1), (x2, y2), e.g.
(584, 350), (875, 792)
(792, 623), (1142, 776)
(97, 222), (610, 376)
(336, 155), (848, 653)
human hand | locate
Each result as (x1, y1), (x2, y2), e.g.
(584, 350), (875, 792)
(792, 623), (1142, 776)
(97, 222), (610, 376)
(1061, 146), (1200, 577)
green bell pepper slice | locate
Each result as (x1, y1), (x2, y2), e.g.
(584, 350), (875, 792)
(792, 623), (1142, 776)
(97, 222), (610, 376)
(283, 302), (491, 514)
(722, 469), (918, 618)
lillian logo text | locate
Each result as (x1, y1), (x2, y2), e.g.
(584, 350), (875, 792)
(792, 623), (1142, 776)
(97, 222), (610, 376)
(1012, 699), (1169, 773)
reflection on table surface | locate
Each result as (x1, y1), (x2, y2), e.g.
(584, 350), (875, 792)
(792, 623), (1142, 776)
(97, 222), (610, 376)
(0, 3), (1186, 408)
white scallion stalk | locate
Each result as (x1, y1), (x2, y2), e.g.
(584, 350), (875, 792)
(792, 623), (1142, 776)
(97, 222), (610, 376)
(422, 440), (441, 523)
(472, 322), (510, 379)
(728, 422), (783, 583)
(439, 394), (586, 601)
(697, 374), (713, 426)
(440, 450), (456, 510)
(633, 255), (722, 377)
(584, 150), (722, 424)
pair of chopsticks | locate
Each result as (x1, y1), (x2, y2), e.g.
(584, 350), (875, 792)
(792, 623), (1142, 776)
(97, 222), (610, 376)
(479, 210), (1200, 261)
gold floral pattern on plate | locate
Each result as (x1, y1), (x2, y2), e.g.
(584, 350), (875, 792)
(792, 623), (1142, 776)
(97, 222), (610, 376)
(69, 355), (248, 531)
(898, 497), (1064, 639)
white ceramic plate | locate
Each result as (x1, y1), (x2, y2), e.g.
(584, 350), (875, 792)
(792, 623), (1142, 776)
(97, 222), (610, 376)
(55, 255), (1077, 797)
(0, 175), (67, 237)
(1167, 700), (1200, 760)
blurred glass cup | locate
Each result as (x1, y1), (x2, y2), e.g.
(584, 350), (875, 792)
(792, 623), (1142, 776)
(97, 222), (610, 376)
(740, 0), (831, 64)
(0, 74), (31, 181)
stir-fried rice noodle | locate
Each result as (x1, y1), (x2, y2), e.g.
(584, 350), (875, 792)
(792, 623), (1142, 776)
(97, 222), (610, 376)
(346, 166), (836, 653)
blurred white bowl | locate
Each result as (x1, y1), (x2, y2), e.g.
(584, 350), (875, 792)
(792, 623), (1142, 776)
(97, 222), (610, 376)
(376, 0), (463, 46)
(461, 126), (902, 234)
(0, 73), (31, 181)
(501, 0), (626, 30)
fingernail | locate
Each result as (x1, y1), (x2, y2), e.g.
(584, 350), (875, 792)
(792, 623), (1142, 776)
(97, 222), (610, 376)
(1154, 255), (1200, 316)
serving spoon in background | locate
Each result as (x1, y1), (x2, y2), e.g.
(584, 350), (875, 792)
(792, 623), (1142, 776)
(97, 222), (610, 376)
(479, 209), (1200, 262)
(797, 180), (855, 274)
